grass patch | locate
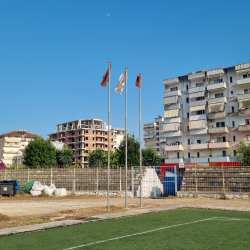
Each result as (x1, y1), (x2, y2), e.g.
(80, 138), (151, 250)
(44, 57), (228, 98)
(1, 209), (250, 250)
(24, 219), (51, 226)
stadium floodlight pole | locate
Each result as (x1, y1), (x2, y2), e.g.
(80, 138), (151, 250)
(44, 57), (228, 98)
(139, 73), (142, 208)
(107, 60), (111, 211)
(125, 66), (128, 209)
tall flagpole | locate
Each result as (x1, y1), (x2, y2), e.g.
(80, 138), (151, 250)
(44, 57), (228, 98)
(125, 66), (128, 209)
(108, 60), (111, 211)
(139, 74), (142, 208)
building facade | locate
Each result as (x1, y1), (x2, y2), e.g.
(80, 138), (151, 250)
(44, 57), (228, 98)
(49, 119), (125, 166)
(144, 62), (250, 164)
(0, 130), (36, 167)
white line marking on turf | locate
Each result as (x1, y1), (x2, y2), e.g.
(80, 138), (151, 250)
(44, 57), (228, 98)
(62, 217), (216, 250)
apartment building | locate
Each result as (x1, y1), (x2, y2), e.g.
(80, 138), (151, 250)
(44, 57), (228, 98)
(49, 119), (125, 166)
(0, 130), (36, 167)
(144, 62), (250, 164)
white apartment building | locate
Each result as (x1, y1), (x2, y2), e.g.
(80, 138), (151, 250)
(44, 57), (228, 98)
(0, 130), (36, 167)
(144, 62), (250, 164)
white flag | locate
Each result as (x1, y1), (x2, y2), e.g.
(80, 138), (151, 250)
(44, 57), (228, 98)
(115, 72), (126, 94)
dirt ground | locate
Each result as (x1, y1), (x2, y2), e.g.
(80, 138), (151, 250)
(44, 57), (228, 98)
(1, 194), (250, 229)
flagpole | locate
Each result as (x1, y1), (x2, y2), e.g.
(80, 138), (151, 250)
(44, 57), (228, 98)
(139, 73), (142, 208)
(108, 60), (111, 212)
(125, 66), (128, 209)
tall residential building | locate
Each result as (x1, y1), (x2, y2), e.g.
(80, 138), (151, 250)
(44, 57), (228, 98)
(144, 62), (250, 164)
(49, 119), (125, 166)
(0, 130), (36, 167)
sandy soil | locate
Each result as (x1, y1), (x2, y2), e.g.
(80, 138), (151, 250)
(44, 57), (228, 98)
(1, 195), (250, 229)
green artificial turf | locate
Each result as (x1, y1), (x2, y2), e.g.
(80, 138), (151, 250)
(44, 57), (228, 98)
(1, 209), (250, 250)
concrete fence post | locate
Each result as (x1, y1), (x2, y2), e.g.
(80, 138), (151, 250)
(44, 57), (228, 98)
(96, 167), (98, 191)
(119, 166), (122, 192)
(50, 168), (53, 185)
(28, 168), (30, 182)
(195, 164), (198, 193)
(131, 167), (134, 198)
(222, 164), (225, 194)
(5, 169), (7, 180)
(73, 168), (76, 192)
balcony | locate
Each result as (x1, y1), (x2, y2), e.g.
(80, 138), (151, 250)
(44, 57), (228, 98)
(163, 77), (179, 85)
(164, 102), (180, 110)
(209, 156), (230, 162)
(208, 97), (227, 104)
(190, 157), (209, 163)
(190, 129), (208, 135)
(188, 86), (206, 94)
(190, 143), (208, 150)
(238, 93), (250, 100)
(189, 114), (207, 121)
(165, 144), (184, 151)
(188, 71), (205, 80)
(145, 142), (157, 147)
(144, 135), (155, 140)
(238, 109), (250, 117)
(207, 68), (225, 77)
(164, 117), (181, 124)
(237, 78), (250, 86)
(190, 99), (206, 107)
(143, 123), (155, 129)
(238, 124), (250, 131)
(208, 111), (227, 119)
(209, 142), (229, 149)
(208, 126), (229, 134)
(164, 131), (183, 138)
(165, 157), (184, 164)
(160, 138), (166, 143)
(163, 90), (182, 97)
(207, 82), (227, 91)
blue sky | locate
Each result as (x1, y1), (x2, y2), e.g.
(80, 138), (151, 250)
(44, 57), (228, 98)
(1, 0), (250, 140)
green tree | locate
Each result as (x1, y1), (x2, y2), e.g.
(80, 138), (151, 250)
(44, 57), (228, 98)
(56, 146), (74, 166)
(23, 137), (57, 167)
(87, 148), (106, 167)
(237, 141), (250, 164)
(103, 150), (119, 167)
(116, 135), (140, 167)
(142, 148), (164, 166)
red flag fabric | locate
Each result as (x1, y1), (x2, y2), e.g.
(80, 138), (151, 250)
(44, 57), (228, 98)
(100, 64), (111, 87)
(135, 73), (141, 88)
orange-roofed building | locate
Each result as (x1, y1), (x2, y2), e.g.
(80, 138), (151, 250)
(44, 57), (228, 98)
(0, 130), (37, 167)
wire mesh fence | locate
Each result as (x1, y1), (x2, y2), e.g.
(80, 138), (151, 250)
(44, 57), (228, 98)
(0, 166), (132, 192)
(1, 163), (250, 196)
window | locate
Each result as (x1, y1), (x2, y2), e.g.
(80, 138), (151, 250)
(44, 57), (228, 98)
(186, 85), (189, 90)
(196, 82), (204, 87)
(244, 88), (250, 94)
(217, 137), (226, 143)
(216, 122), (225, 127)
(231, 91), (233, 95)
(170, 87), (178, 91)
(86, 150), (88, 153)
(233, 136), (236, 142)
(214, 79), (222, 84)
(105, 145), (108, 148)
(197, 140), (201, 144)
(232, 121), (235, 127)
(215, 93), (223, 98)
(188, 139), (190, 145)
(243, 74), (250, 79)
(86, 137), (88, 140)
(85, 130), (88, 133)
(187, 112), (189, 118)
(105, 138), (108, 141)
(246, 135), (250, 141)
(188, 152), (191, 158)
(186, 97), (189, 103)
(177, 152), (180, 158)
(86, 143), (88, 147)
(234, 150), (237, 156)
(232, 106), (235, 113)
(196, 96), (205, 101)
(230, 77), (233, 83)
(222, 151), (227, 157)
(197, 152), (200, 158)
(196, 110), (205, 115)
(187, 126), (189, 132)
